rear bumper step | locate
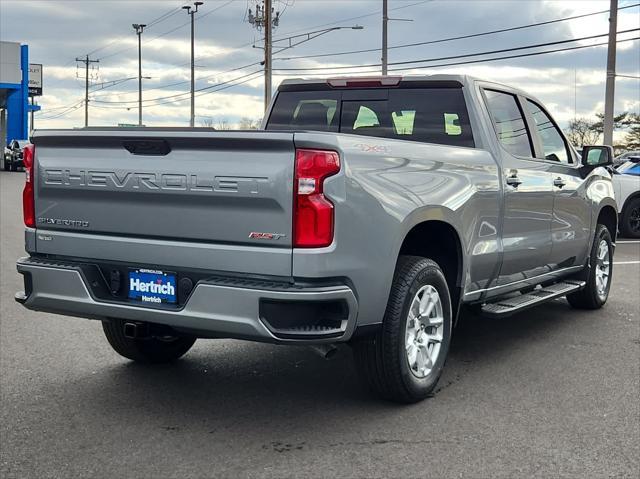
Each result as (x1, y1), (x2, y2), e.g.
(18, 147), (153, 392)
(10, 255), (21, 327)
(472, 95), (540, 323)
(15, 257), (358, 344)
(480, 280), (586, 318)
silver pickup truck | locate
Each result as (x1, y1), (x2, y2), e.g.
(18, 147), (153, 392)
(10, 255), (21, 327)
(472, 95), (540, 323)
(16, 75), (617, 403)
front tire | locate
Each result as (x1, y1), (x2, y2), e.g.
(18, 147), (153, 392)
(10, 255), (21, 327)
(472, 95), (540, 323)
(621, 198), (640, 238)
(353, 256), (452, 403)
(102, 319), (196, 363)
(567, 224), (613, 310)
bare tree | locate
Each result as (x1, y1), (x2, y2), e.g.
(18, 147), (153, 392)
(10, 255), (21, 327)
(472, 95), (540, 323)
(215, 119), (232, 130)
(238, 117), (262, 130)
(200, 117), (215, 128)
(565, 118), (600, 148)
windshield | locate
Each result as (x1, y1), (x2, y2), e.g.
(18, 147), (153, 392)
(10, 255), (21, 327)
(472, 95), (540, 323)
(618, 161), (640, 176)
(267, 87), (475, 148)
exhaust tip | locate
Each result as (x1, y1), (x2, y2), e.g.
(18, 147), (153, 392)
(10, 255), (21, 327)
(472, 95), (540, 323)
(310, 344), (339, 360)
(123, 322), (140, 339)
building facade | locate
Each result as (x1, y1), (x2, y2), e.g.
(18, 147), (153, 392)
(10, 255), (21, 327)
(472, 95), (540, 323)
(1, 41), (39, 145)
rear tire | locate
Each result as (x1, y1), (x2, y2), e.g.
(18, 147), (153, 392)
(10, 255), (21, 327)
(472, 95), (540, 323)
(621, 198), (640, 238)
(567, 224), (613, 310)
(102, 319), (196, 363)
(353, 256), (452, 403)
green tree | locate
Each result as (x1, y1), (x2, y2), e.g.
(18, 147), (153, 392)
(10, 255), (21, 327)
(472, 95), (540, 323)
(621, 113), (640, 151)
(592, 112), (631, 133)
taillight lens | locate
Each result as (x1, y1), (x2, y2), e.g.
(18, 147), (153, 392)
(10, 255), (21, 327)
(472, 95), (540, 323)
(22, 144), (35, 227)
(294, 149), (340, 248)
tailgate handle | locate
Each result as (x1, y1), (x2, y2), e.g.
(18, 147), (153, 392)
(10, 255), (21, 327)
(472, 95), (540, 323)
(123, 139), (171, 156)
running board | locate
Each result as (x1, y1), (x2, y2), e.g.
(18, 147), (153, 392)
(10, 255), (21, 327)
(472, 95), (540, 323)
(480, 280), (586, 318)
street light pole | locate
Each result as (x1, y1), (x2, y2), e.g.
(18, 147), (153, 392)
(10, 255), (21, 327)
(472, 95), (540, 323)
(133, 23), (146, 126)
(183, 2), (203, 128)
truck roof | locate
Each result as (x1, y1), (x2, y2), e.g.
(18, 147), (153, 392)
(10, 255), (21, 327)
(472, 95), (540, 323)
(278, 74), (519, 94)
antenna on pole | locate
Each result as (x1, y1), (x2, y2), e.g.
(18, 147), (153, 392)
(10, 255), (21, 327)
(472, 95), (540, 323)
(247, 0), (280, 111)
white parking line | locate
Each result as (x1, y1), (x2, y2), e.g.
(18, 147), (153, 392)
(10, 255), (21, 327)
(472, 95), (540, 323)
(617, 240), (640, 244)
(613, 261), (640, 265)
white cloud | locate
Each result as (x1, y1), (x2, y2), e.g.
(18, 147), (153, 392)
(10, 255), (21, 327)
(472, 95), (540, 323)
(2, 0), (636, 131)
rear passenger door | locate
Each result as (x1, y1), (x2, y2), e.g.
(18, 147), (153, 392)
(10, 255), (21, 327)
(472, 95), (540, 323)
(523, 99), (591, 271)
(483, 89), (554, 290)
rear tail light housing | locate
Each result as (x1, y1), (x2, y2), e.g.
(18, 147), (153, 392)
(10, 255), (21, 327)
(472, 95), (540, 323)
(294, 149), (340, 248)
(22, 144), (35, 227)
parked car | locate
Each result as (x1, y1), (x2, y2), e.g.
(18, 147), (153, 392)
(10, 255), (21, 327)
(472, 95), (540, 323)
(15, 75), (617, 403)
(614, 150), (640, 169)
(613, 158), (640, 237)
(4, 139), (30, 171)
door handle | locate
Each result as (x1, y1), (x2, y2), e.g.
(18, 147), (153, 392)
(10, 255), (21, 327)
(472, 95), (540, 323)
(553, 177), (566, 188)
(506, 175), (522, 188)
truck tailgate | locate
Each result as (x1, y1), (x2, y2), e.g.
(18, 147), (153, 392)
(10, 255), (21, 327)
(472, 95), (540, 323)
(31, 130), (295, 276)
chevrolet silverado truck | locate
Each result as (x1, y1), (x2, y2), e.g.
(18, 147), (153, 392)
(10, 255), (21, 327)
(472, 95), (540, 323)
(15, 75), (617, 403)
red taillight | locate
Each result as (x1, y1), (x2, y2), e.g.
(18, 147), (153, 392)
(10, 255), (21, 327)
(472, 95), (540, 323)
(22, 144), (35, 228)
(294, 149), (340, 248)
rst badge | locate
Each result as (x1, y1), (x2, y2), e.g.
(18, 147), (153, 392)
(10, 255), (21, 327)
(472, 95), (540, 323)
(248, 232), (286, 240)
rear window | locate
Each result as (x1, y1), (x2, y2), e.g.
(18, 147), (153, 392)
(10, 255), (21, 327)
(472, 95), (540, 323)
(267, 88), (475, 148)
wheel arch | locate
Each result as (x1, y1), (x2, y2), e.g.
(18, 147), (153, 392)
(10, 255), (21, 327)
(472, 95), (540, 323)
(597, 203), (618, 242)
(397, 218), (464, 322)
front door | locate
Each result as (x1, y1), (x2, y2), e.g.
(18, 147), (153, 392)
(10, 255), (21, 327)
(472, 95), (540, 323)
(523, 98), (591, 270)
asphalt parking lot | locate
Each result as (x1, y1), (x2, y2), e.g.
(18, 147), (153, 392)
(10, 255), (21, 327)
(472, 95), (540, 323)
(1, 169), (638, 478)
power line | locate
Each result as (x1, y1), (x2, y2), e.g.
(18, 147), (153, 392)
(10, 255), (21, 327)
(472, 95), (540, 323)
(90, 70), (264, 110)
(271, 28), (639, 71)
(83, 3), (185, 59)
(97, 0), (236, 61)
(37, 62), (263, 117)
(40, 36), (639, 121)
(272, 0), (432, 39)
(91, 69), (263, 106)
(187, 0), (431, 68)
(269, 36), (639, 77)
(276, 2), (640, 62)
(79, 29), (640, 105)
(92, 60), (264, 97)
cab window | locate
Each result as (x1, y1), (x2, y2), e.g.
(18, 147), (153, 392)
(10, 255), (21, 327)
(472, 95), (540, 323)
(483, 89), (533, 158)
(525, 99), (571, 164)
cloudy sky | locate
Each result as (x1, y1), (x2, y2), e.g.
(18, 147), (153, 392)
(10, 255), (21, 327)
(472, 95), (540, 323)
(1, 0), (638, 131)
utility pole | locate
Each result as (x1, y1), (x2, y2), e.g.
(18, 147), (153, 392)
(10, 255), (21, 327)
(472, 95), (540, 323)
(183, 2), (203, 127)
(248, 1), (280, 111)
(603, 0), (618, 146)
(75, 54), (99, 127)
(133, 23), (146, 126)
(382, 0), (388, 75)
(264, 0), (272, 111)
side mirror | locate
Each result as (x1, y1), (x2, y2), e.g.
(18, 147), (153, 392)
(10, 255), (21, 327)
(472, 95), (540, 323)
(581, 145), (613, 167)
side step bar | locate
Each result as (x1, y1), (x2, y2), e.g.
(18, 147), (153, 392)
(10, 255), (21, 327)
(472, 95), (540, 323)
(480, 280), (586, 318)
